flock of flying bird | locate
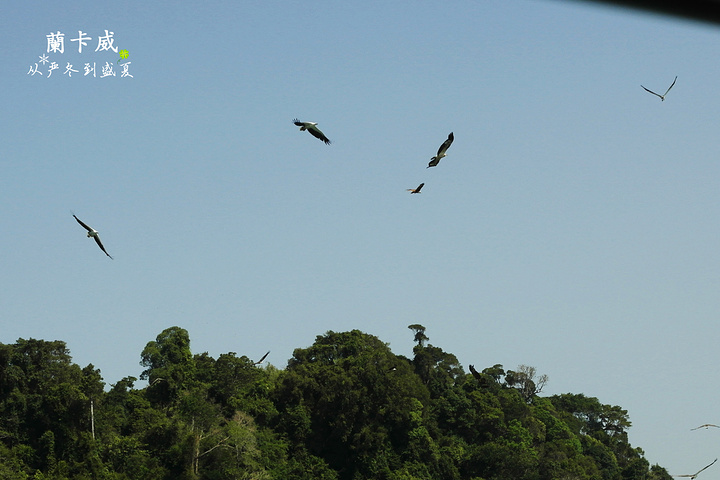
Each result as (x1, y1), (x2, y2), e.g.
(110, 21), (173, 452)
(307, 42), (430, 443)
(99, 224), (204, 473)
(636, 75), (720, 480)
(669, 424), (720, 478)
(407, 132), (455, 195)
(292, 118), (455, 197)
(74, 71), (678, 260)
(71, 120), (455, 259)
(642, 79), (717, 470)
(639, 77), (715, 472)
(73, 76), (679, 260)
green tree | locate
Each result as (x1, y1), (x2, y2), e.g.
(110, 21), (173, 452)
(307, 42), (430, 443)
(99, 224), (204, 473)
(275, 330), (429, 480)
(505, 365), (548, 403)
(0, 328), (675, 480)
(407, 325), (429, 348)
(0, 338), (104, 478)
(140, 327), (195, 406)
(408, 326), (463, 397)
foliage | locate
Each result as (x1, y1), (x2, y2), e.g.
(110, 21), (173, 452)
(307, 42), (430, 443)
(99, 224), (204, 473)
(0, 326), (671, 480)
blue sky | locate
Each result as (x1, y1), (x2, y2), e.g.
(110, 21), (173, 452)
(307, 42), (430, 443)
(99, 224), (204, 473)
(3, 0), (720, 474)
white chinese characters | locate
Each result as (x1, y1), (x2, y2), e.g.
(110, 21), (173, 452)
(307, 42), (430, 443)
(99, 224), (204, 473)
(29, 30), (133, 79)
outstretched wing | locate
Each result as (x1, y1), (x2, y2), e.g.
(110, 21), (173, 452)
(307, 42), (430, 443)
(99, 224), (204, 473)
(691, 424), (720, 430)
(73, 214), (93, 232)
(437, 132), (454, 156)
(694, 458), (718, 476)
(293, 118), (306, 128)
(427, 157), (440, 168)
(641, 85), (663, 98)
(414, 183), (424, 192)
(663, 76), (678, 96)
(308, 125), (331, 144)
(255, 351), (270, 364)
(93, 235), (113, 259)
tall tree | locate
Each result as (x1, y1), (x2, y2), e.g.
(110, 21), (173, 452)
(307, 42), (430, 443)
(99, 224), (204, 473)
(407, 324), (429, 348)
(140, 326), (195, 406)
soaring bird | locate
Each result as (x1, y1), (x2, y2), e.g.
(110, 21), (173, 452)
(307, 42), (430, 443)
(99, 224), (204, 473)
(254, 351), (270, 365)
(674, 458), (717, 479)
(641, 76), (677, 101)
(691, 424), (720, 431)
(73, 214), (113, 259)
(407, 183), (424, 194)
(293, 119), (331, 144)
(427, 132), (454, 168)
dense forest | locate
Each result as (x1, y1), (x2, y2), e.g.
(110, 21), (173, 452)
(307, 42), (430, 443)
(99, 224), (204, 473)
(0, 325), (671, 480)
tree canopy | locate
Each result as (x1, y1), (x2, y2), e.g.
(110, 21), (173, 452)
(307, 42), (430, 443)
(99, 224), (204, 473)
(0, 325), (672, 480)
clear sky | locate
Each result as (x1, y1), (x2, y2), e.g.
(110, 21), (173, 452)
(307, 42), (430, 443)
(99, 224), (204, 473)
(2, 0), (719, 474)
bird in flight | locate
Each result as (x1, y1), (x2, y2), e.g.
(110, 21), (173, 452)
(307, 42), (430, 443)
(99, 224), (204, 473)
(293, 119), (331, 144)
(674, 458), (717, 479)
(254, 351), (270, 365)
(427, 132), (454, 168)
(73, 214), (113, 259)
(691, 424), (720, 431)
(407, 183), (424, 194)
(641, 76), (677, 101)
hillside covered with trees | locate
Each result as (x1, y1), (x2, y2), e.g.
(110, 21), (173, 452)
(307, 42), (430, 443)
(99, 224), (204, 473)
(0, 325), (671, 480)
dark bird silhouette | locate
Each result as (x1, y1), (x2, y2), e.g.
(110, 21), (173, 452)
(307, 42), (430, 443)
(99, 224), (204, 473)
(427, 132), (454, 168)
(293, 119), (331, 144)
(73, 214), (113, 259)
(254, 351), (270, 365)
(674, 458), (717, 479)
(407, 183), (424, 194)
(641, 76), (677, 101)
(691, 424), (720, 431)
(469, 364), (482, 381)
